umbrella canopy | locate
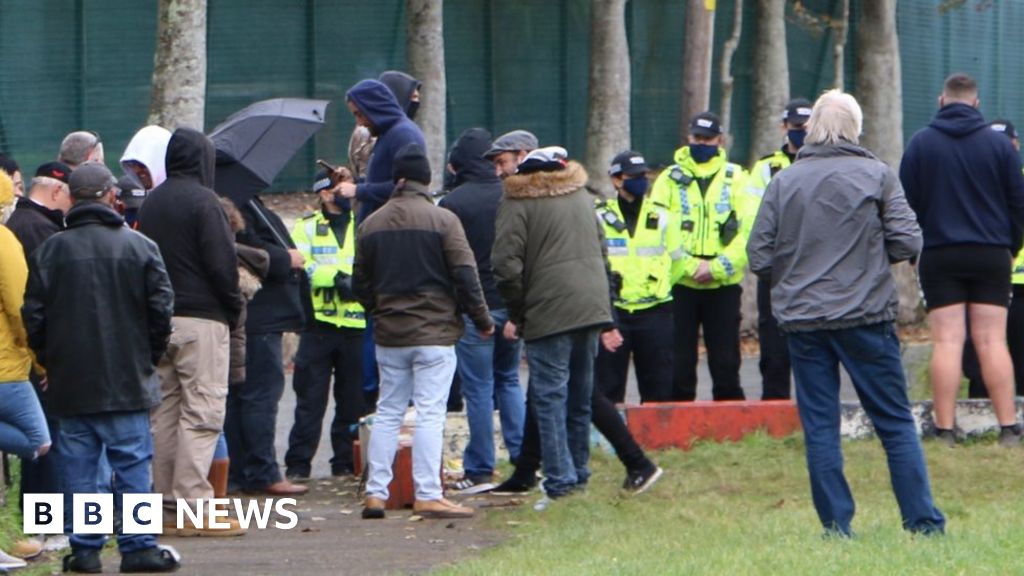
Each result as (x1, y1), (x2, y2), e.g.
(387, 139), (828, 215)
(209, 97), (329, 204)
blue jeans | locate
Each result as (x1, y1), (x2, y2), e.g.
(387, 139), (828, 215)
(226, 332), (285, 489)
(788, 323), (946, 536)
(0, 381), (50, 459)
(366, 345), (457, 501)
(525, 329), (598, 498)
(59, 411), (156, 553)
(457, 309), (525, 477)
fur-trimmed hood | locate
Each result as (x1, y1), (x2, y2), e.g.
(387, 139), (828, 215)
(503, 161), (588, 200)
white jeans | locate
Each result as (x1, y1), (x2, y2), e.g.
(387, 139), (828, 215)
(365, 345), (456, 501)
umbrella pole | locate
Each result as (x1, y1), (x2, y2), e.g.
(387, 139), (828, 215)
(247, 198), (290, 248)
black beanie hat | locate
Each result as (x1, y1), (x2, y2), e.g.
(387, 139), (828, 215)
(392, 143), (431, 184)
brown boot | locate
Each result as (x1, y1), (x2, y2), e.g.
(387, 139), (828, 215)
(207, 458), (230, 498)
(413, 498), (474, 519)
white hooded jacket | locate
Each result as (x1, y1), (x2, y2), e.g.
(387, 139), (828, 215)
(120, 125), (172, 190)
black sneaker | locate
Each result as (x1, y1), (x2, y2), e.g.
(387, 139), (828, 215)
(998, 427), (1021, 448)
(285, 469), (311, 482)
(62, 549), (102, 573)
(932, 429), (956, 448)
(488, 475), (537, 495)
(623, 465), (664, 494)
(448, 475), (497, 495)
(119, 544), (181, 573)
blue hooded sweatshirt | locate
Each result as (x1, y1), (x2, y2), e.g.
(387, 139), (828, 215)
(346, 79), (426, 223)
(900, 102), (1024, 253)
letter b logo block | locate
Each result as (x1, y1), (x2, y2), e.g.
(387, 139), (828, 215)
(23, 494), (63, 535)
(73, 494), (114, 535)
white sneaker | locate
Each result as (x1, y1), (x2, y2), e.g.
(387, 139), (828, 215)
(0, 549), (28, 569)
(533, 496), (554, 512)
(41, 535), (70, 552)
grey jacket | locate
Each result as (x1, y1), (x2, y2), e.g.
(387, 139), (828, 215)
(747, 142), (922, 332)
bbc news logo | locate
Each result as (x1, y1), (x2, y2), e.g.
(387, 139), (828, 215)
(24, 494), (299, 534)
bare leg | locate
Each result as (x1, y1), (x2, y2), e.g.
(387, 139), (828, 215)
(968, 303), (1018, 426)
(928, 304), (967, 430)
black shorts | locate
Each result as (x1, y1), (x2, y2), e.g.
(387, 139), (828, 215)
(918, 244), (1012, 310)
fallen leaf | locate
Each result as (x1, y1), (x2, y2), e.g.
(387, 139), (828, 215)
(408, 515), (424, 522)
(339, 509), (353, 515)
(311, 516), (326, 521)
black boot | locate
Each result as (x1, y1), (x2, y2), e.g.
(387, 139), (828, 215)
(62, 549), (102, 573)
(119, 545), (181, 573)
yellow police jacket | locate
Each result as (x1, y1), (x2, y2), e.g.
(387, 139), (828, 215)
(595, 194), (685, 312)
(651, 146), (758, 290)
(291, 211), (365, 329)
(749, 148), (793, 195)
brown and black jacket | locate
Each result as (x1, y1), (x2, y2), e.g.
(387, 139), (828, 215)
(354, 180), (493, 346)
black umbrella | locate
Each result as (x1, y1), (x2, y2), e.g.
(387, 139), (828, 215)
(209, 97), (329, 207)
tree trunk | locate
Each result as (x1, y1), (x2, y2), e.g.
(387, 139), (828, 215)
(585, 0), (631, 198)
(832, 0), (850, 90)
(750, 0), (788, 160)
(718, 0), (744, 137)
(858, 0), (919, 322)
(148, 0), (207, 130)
(406, 0), (447, 189)
(680, 0), (715, 138)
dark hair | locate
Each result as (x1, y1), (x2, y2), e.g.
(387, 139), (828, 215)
(943, 73), (978, 100)
(0, 154), (19, 176)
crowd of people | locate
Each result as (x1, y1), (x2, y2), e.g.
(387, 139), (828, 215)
(0, 69), (1021, 570)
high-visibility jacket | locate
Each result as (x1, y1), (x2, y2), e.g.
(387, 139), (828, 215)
(650, 146), (758, 289)
(596, 194), (684, 312)
(290, 211), (365, 329)
(748, 148), (793, 196)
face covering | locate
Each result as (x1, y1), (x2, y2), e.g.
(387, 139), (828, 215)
(787, 129), (806, 150)
(333, 196), (352, 212)
(622, 177), (649, 198)
(689, 144), (719, 164)
(406, 100), (420, 121)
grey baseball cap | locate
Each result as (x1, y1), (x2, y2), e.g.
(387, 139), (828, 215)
(70, 161), (117, 199)
(483, 130), (538, 159)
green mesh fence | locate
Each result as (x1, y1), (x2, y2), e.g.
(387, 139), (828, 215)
(0, 0), (1017, 192)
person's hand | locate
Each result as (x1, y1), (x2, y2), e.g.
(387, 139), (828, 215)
(479, 324), (495, 338)
(338, 182), (358, 199)
(503, 321), (519, 341)
(693, 260), (713, 284)
(601, 329), (624, 352)
(288, 249), (305, 269)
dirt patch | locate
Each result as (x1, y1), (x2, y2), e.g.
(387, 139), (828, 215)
(158, 476), (508, 576)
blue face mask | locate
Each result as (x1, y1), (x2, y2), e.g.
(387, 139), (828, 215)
(787, 129), (806, 150)
(622, 176), (649, 198)
(689, 144), (719, 164)
(333, 196), (352, 212)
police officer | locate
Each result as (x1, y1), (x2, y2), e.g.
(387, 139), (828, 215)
(965, 119), (1024, 399)
(284, 170), (367, 479)
(595, 151), (683, 403)
(748, 98), (812, 400)
(651, 112), (758, 401)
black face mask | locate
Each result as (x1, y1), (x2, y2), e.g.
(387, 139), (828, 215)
(406, 100), (420, 121)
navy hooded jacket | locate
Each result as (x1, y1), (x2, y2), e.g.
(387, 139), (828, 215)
(439, 128), (504, 309)
(346, 79), (426, 223)
(900, 103), (1024, 253)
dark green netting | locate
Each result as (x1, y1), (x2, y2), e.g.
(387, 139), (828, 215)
(0, 0), (1016, 192)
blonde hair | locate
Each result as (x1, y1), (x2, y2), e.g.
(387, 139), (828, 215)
(0, 170), (13, 224)
(805, 89), (863, 146)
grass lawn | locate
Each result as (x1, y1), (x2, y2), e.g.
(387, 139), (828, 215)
(0, 461), (59, 575)
(440, 433), (1024, 576)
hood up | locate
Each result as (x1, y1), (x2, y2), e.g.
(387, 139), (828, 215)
(120, 125), (172, 189)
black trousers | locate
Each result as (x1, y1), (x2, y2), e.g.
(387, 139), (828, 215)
(284, 325), (366, 476)
(511, 370), (651, 480)
(965, 286), (1024, 398)
(757, 277), (792, 399)
(671, 284), (745, 401)
(595, 303), (674, 404)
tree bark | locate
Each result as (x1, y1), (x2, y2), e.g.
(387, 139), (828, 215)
(680, 0), (716, 139)
(406, 0), (447, 189)
(148, 0), (207, 130)
(750, 0), (788, 160)
(858, 0), (918, 322)
(718, 0), (743, 136)
(585, 0), (631, 198)
(833, 0), (850, 90)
